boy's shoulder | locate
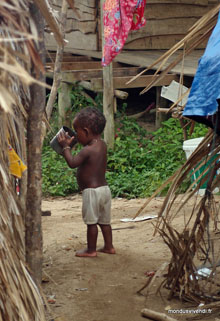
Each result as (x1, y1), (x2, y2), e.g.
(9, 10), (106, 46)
(85, 139), (107, 153)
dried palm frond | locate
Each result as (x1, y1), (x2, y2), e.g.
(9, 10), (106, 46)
(155, 159), (220, 303)
(131, 3), (220, 306)
(128, 3), (220, 99)
(135, 111), (220, 304)
(138, 130), (220, 303)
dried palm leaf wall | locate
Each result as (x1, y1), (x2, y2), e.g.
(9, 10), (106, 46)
(0, 0), (58, 320)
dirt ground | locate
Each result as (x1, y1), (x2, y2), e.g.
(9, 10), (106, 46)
(42, 194), (220, 321)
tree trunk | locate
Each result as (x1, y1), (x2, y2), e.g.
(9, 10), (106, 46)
(26, 3), (45, 286)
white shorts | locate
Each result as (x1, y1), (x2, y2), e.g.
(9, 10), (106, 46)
(82, 186), (111, 225)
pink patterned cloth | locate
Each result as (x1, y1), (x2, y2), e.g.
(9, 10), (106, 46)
(102, 0), (146, 66)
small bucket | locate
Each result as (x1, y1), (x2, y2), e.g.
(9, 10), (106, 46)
(50, 126), (77, 155)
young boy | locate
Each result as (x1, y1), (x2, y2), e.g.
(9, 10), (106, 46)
(58, 107), (115, 257)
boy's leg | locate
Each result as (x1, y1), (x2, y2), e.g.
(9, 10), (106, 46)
(75, 224), (98, 257)
(98, 224), (115, 254)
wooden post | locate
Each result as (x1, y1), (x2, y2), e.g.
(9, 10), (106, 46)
(58, 80), (72, 127)
(156, 87), (169, 129)
(26, 2), (45, 286)
(42, 0), (68, 141)
(101, 0), (115, 149)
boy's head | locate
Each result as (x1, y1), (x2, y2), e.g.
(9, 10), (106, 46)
(74, 107), (106, 135)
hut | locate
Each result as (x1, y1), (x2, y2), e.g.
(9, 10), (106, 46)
(45, 0), (219, 141)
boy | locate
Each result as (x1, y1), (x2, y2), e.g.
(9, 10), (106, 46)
(58, 107), (115, 257)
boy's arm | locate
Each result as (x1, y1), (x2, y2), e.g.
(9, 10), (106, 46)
(62, 147), (89, 168)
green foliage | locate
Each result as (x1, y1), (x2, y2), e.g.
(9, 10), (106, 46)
(42, 145), (79, 196)
(69, 85), (103, 115)
(106, 117), (209, 198)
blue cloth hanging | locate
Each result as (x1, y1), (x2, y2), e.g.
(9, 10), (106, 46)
(183, 12), (220, 131)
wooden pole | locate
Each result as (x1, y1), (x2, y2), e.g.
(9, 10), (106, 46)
(101, 0), (115, 149)
(42, 0), (68, 140)
(45, 0), (68, 119)
(156, 87), (169, 129)
(26, 2), (45, 286)
(58, 80), (72, 127)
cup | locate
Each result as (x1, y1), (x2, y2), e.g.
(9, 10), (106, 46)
(50, 126), (77, 155)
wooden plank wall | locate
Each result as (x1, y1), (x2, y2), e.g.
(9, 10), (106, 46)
(98, 0), (218, 50)
(123, 0), (218, 49)
(45, 0), (218, 51)
(45, 0), (98, 50)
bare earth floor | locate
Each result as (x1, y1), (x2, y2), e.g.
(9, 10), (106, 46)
(42, 195), (220, 321)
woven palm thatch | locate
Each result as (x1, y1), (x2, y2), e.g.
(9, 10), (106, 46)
(0, 0), (63, 320)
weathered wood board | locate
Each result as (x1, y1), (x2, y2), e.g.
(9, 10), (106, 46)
(45, 0), (98, 50)
(123, 35), (208, 50)
(149, 0), (217, 3)
(58, 67), (145, 82)
(45, 31), (98, 51)
(66, 19), (97, 34)
(145, 3), (216, 19)
(147, 0), (208, 5)
(90, 74), (179, 90)
(66, 8), (96, 21)
(52, 0), (96, 8)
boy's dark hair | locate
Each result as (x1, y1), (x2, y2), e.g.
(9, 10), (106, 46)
(75, 107), (106, 134)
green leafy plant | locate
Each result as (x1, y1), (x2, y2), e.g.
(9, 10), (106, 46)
(106, 117), (208, 198)
(42, 145), (79, 196)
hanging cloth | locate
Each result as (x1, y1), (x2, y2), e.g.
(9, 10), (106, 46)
(102, 0), (146, 67)
(183, 12), (220, 133)
(8, 145), (27, 179)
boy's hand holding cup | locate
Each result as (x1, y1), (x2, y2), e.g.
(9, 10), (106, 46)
(50, 126), (77, 155)
(57, 130), (76, 148)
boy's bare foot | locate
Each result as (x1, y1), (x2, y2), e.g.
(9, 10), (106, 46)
(75, 249), (97, 257)
(97, 247), (116, 254)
